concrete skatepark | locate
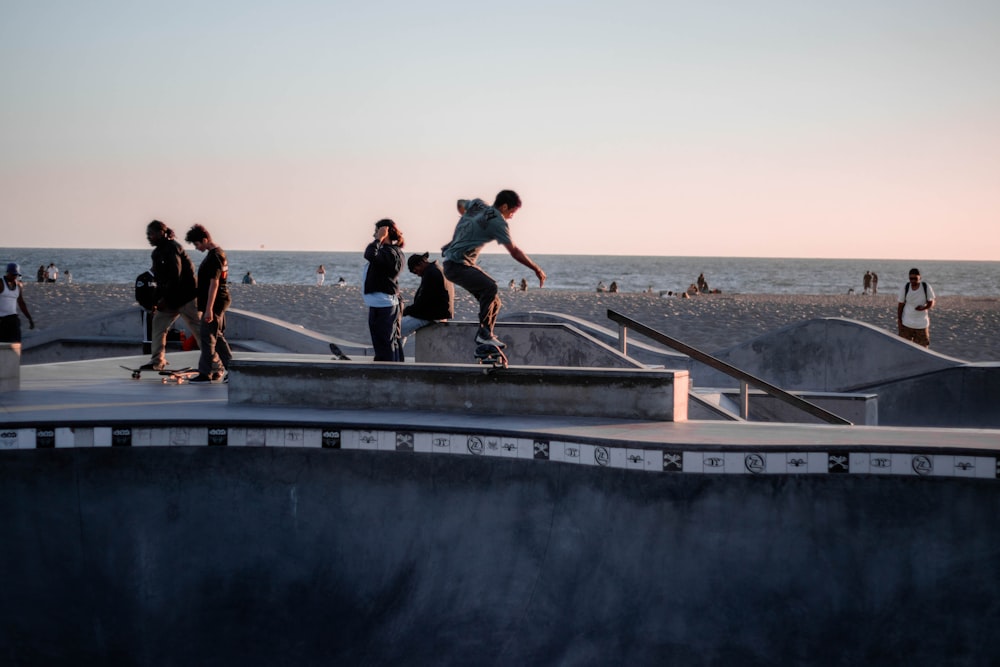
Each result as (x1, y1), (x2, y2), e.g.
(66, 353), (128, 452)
(3, 308), (1000, 664)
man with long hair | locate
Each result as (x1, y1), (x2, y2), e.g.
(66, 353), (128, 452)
(363, 219), (406, 361)
(142, 220), (200, 370)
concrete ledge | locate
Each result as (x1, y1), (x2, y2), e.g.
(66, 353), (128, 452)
(726, 389), (877, 425)
(0, 343), (20, 392)
(228, 359), (689, 421)
(415, 321), (646, 368)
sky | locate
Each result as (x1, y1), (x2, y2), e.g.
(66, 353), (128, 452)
(1, 0), (998, 260)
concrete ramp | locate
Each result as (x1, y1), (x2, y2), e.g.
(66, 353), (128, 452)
(3, 448), (999, 665)
(699, 317), (963, 391)
(868, 364), (1000, 428)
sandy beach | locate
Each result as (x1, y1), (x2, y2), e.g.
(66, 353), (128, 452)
(19, 283), (1000, 362)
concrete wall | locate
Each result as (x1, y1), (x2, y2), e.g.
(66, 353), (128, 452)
(228, 359), (689, 422)
(872, 365), (1000, 428)
(737, 390), (878, 425)
(0, 342), (20, 392)
(3, 447), (999, 665)
(415, 321), (646, 368)
(21, 307), (371, 363)
(502, 310), (688, 367)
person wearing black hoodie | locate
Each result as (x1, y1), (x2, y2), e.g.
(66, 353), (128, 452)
(141, 219), (200, 371)
(363, 219), (406, 362)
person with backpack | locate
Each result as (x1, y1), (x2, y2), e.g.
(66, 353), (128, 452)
(897, 267), (936, 348)
(141, 220), (200, 371)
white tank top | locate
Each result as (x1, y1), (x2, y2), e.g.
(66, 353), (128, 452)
(0, 279), (21, 317)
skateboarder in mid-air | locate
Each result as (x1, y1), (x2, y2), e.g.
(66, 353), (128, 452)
(441, 190), (545, 350)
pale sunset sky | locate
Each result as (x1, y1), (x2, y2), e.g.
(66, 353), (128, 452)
(1, 0), (997, 259)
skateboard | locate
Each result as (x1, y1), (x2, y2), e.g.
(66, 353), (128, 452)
(474, 344), (508, 370)
(121, 365), (200, 384)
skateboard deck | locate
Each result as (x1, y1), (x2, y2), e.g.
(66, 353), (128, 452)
(121, 365), (200, 384)
(474, 344), (508, 370)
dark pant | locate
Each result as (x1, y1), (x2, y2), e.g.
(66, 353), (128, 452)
(443, 261), (500, 335)
(198, 311), (233, 375)
(0, 315), (21, 343)
(368, 304), (403, 362)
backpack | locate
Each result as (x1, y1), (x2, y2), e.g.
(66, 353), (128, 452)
(135, 270), (158, 310)
(904, 281), (929, 300)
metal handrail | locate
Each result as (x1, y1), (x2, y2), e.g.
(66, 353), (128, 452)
(607, 309), (852, 425)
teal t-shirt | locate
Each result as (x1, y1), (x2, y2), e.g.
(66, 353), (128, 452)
(441, 198), (511, 265)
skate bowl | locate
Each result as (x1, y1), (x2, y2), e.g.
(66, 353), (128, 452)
(2, 446), (999, 665)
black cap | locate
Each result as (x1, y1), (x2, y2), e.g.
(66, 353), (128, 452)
(408, 252), (430, 271)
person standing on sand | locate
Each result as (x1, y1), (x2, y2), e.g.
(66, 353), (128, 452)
(185, 224), (232, 383)
(142, 220), (200, 371)
(0, 263), (35, 342)
(871, 272), (878, 295)
(316, 265), (326, 286)
(897, 267), (935, 348)
(441, 190), (545, 349)
(363, 219), (406, 361)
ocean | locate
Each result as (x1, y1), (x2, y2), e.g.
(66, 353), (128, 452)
(6, 248), (999, 297)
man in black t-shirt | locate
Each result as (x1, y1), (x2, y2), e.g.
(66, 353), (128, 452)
(184, 224), (232, 383)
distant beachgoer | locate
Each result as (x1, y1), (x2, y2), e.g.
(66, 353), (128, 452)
(608, 281), (618, 293)
(242, 271), (256, 285)
(871, 272), (879, 295)
(400, 252), (454, 344)
(336, 276), (346, 287)
(863, 271), (872, 295)
(597, 281), (606, 293)
(847, 288), (855, 295)
(519, 277), (528, 291)
(65, 269), (72, 284)
(441, 190), (545, 349)
(316, 264), (326, 286)
(0, 263), (35, 342)
(45, 263), (59, 283)
(36, 265), (45, 283)
(697, 273), (708, 293)
(508, 279), (516, 291)
(687, 283), (700, 296)
(363, 219), (405, 361)
(897, 267), (935, 348)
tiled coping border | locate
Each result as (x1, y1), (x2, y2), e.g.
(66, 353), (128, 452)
(2, 424), (997, 481)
